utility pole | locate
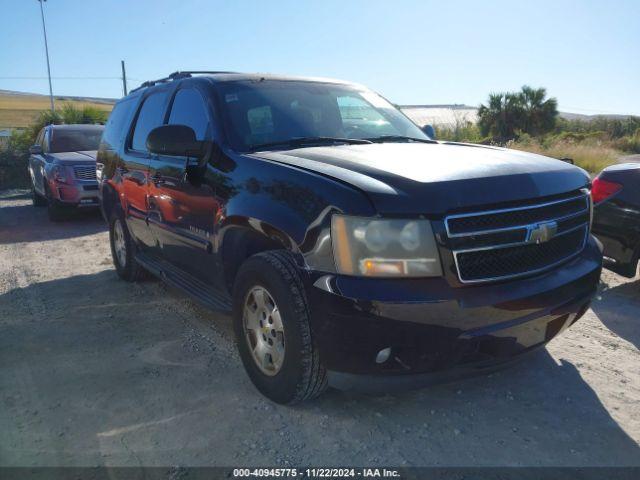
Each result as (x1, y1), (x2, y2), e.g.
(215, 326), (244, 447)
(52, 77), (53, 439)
(121, 60), (128, 96)
(37, 0), (54, 112)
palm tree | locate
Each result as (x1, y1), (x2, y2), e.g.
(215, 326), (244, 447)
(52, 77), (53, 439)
(478, 92), (523, 141)
(478, 86), (558, 141)
(518, 86), (558, 136)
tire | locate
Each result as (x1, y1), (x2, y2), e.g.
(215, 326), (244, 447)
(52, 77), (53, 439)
(606, 243), (640, 278)
(233, 250), (327, 404)
(109, 211), (147, 282)
(44, 184), (67, 222)
(620, 249), (639, 278)
(31, 184), (47, 207)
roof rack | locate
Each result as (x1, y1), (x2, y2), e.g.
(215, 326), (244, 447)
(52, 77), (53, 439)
(129, 70), (238, 94)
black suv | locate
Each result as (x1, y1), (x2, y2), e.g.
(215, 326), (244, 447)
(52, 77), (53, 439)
(98, 71), (602, 404)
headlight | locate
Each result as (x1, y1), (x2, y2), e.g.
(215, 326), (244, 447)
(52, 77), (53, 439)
(96, 162), (104, 182)
(52, 165), (68, 184)
(331, 215), (442, 277)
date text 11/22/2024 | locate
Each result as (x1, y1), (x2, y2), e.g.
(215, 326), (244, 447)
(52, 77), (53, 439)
(232, 468), (401, 478)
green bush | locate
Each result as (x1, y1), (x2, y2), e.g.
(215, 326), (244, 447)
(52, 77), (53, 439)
(611, 128), (640, 153)
(556, 116), (640, 139)
(0, 130), (32, 188)
(435, 118), (484, 143)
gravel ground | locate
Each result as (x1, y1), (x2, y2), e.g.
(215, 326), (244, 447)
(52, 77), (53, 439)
(1, 190), (639, 467)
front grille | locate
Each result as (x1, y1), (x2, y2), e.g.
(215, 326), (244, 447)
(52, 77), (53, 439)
(73, 165), (97, 180)
(447, 195), (588, 236)
(456, 226), (587, 282)
(446, 193), (590, 284)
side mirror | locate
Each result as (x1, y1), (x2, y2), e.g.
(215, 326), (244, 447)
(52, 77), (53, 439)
(29, 145), (43, 155)
(422, 124), (436, 140)
(146, 125), (205, 158)
(559, 157), (574, 165)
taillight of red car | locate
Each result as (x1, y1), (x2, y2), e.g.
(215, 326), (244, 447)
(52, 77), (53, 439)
(591, 176), (623, 204)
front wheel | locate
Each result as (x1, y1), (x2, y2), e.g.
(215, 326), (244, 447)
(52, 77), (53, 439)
(31, 183), (47, 207)
(109, 213), (147, 282)
(233, 251), (327, 404)
(45, 185), (67, 222)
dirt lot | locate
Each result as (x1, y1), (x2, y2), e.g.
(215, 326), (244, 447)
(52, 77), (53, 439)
(1, 189), (639, 468)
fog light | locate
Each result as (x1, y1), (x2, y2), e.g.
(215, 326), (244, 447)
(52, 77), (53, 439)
(375, 347), (392, 364)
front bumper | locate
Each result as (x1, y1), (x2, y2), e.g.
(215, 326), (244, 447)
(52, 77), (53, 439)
(49, 179), (100, 208)
(307, 236), (602, 390)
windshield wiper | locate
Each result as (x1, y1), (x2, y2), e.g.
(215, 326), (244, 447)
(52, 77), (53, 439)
(250, 136), (373, 151)
(365, 135), (437, 144)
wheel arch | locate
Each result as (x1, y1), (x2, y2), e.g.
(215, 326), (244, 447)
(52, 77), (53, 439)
(99, 180), (121, 222)
(218, 216), (304, 294)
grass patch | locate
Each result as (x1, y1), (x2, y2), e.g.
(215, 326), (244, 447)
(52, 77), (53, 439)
(435, 118), (630, 174)
(0, 93), (113, 129)
(511, 140), (621, 173)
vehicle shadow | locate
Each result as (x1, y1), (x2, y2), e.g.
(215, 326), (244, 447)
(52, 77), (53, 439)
(313, 348), (640, 466)
(1, 270), (639, 467)
(0, 203), (105, 245)
(0, 190), (31, 201)
(591, 277), (640, 350)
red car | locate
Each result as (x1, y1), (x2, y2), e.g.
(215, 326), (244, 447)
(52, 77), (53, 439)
(28, 124), (104, 221)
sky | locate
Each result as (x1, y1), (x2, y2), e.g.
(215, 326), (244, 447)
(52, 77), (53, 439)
(1, 0), (639, 115)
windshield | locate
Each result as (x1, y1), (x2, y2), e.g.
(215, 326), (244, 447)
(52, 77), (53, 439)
(50, 127), (103, 153)
(217, 81), (429, 151)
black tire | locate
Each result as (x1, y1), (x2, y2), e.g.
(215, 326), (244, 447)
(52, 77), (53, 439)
(233, 250), (327, 404)
(31, 184), (47, 207)
(44, 184), (67, 222)
(109, 211), (147, 282)
(605, 243), (640, 278)
(619, 252), (639, 278)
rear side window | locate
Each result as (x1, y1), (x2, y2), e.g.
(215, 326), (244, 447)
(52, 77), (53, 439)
(42, 129), (50, 152)
(131, 91), (169, 151)
(35, 128), (45, 147)
(168, 89), (210, 140)
(102, 98), (136, 150)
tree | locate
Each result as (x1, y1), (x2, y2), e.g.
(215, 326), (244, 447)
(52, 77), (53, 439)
(478, 92), (522, 141)
(518, 86), (558, 136)
(478, 86), (558, 141)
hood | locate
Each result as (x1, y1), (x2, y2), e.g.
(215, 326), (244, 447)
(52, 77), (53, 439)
(49, 150), (97, 165)
(252, 142), (590, 215)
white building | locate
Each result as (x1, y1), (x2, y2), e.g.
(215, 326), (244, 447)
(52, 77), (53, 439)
(401, 105), (478, 128)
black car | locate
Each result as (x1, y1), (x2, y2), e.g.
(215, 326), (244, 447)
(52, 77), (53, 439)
(592, 162), (640, 277)
(98, 71), (602, 404)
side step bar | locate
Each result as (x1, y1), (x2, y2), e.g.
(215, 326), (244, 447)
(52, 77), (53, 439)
(135, 252), (232, 314)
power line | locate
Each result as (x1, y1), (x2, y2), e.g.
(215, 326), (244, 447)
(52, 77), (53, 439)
(0, 76), (135, 80)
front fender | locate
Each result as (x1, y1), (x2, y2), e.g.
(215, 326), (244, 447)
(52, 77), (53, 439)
(217, 153), (377, 272)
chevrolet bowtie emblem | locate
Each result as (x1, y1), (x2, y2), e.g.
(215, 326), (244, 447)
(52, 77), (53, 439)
(527, 221), (558, 244)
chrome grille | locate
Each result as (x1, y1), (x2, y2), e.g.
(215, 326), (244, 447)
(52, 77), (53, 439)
(73, 165), (97, 180)
(445, 193), (590, 283)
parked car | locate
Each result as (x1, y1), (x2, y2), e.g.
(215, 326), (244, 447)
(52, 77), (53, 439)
(591, 163), (640, 277)
(28, 124), (104, 221)
(98, 71), (602, 404)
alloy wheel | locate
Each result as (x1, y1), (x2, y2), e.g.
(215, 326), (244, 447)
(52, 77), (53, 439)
(243, 286), (285, 376)
(113, 219), (127, 268)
